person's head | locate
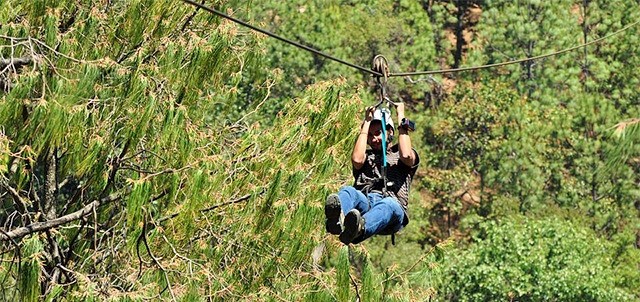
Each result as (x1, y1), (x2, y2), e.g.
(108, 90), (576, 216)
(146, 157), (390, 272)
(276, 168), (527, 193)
(367, 108), (394, 150)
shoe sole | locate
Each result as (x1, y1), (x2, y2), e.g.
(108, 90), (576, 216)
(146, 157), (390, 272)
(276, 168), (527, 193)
(339, 210), (361, 244)
(325, 194), (342, 235)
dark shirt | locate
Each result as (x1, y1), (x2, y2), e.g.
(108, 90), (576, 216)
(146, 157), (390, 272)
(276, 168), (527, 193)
(352, 144), (419, 225)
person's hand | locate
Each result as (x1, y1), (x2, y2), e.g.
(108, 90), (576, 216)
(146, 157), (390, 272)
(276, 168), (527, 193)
(364, 106), (375, 122)
(391, 101), (405, 118)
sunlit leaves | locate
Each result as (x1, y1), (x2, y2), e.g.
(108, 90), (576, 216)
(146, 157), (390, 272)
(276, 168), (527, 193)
(436, 217), (637, 301)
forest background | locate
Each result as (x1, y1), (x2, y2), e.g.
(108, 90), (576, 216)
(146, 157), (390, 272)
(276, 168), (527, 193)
(1, 0), (639, 301)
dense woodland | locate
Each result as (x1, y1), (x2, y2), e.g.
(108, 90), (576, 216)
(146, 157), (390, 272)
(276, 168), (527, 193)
(1, 0), (639, 301)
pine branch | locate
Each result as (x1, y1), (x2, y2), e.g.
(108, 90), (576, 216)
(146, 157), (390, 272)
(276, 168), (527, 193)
(0, 192), (122, 241)
(613, 118), (640, 138)
(136, 214), (177, 301)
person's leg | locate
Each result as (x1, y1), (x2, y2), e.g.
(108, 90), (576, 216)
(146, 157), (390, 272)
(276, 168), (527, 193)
(336, 186), (370, 215)
(325, 186), (369, 235)
(352, 196), (404, 243)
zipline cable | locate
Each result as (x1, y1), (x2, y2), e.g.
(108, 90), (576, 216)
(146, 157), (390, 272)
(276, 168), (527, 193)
(180, 0), (640, 77)
(389, 19), (640, 77)
(180, 0), (382, 77)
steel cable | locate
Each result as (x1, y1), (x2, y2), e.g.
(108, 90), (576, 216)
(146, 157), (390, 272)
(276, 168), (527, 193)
(180, 0), (382, 77)
(180, 0), (640, 78)
(389, 19), (640, 77)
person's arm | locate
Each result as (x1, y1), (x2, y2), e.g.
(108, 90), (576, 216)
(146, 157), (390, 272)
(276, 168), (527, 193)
(352, 106), (375, 170)
(394, 102), (416, 167)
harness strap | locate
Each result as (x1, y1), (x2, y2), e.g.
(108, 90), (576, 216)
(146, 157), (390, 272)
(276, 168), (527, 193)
(372, 55), (392, 198)
(381, 113), (388, 197)
(372, 55), (398, 245)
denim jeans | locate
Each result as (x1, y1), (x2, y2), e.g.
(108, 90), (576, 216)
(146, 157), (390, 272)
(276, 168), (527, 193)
(337, 186), (405, 244)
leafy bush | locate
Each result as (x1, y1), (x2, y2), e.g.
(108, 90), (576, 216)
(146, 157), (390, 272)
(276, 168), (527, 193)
(434, 216), (637, 301)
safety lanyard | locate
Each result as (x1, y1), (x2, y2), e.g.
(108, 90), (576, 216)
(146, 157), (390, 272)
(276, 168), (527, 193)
(380, 112), (389, 196)
(372, 55), (391, 197)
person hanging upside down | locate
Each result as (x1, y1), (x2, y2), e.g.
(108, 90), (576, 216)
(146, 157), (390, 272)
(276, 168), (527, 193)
(325, 102), (419, 245)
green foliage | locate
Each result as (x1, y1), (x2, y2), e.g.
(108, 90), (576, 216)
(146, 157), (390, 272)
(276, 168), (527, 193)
(467, 0), (581, 100)
(336, 247), (351, 301)
(581, 0), (640, 105)
(227, 0), (442, 105)
(421, 81), (517, 172)
(434, 216), (638, 301)
(1, 0), (639, 301)
(606, 118), (640, 185)
(361, 259), (382, 302)
(44, 285), (64, 302)
(19, 237), (43, 302)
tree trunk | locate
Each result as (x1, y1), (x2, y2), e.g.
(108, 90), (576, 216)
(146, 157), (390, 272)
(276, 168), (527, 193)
(43, 148), (57, 220)
(453, 0), (468, 68)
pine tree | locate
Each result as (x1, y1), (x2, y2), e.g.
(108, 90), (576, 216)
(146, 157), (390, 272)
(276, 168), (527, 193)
(3, 1), (639, 300)
(466, 0), (581, 100)
(0, 0), (362, 299)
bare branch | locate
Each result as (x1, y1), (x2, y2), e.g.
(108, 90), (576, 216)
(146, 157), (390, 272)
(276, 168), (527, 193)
(100, 140), (130, 197)
(0, 192), (122, 241)
(30, 37), (99, 64)
(231, 77), (275, 128)
(0, 177), (32, 225)
(0, 57), (32, 70)
(55, 263), (78, 286)
(0, 228), (20, 250)
(349, 270), (361, 302)
(45, 230), (63, 290)
(63, 218), (87, 268)
(57, 177), (69, 191)
(157, 192), (257, 224)
(382, 239), (452, 283)
(199, 193), (253, 213)
(135, 165), (193, 183)
(137, 213), (177, 301)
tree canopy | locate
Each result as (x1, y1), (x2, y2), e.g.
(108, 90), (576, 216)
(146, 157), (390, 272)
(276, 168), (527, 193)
(1, 0), (639, 301)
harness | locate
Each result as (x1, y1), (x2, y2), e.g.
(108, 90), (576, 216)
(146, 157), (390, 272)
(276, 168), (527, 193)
(358, 176), (398, 245)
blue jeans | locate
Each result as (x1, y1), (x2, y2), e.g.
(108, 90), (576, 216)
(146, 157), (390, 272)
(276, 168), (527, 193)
(337, 186), (405, 244)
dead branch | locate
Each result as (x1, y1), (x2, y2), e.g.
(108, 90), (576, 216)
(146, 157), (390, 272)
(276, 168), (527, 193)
(0, 228), (20, 250)
(137, 213), (177, 301)
(0, 178), (30, 218)
(349, 270), (361, 302)
(0, 192), (122, 241)
(156, 192), (257, 225)
(45, 230), (63, 290)
(63, 217), (87, 268)
(55, 263), (78, 286)
(199, 193), (252, 213)
(0, 57), (32, 70)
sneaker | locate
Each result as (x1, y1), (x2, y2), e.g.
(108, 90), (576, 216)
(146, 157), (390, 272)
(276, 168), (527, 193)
(339, 209), (364, 245)
(324, 194), (343, 235)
